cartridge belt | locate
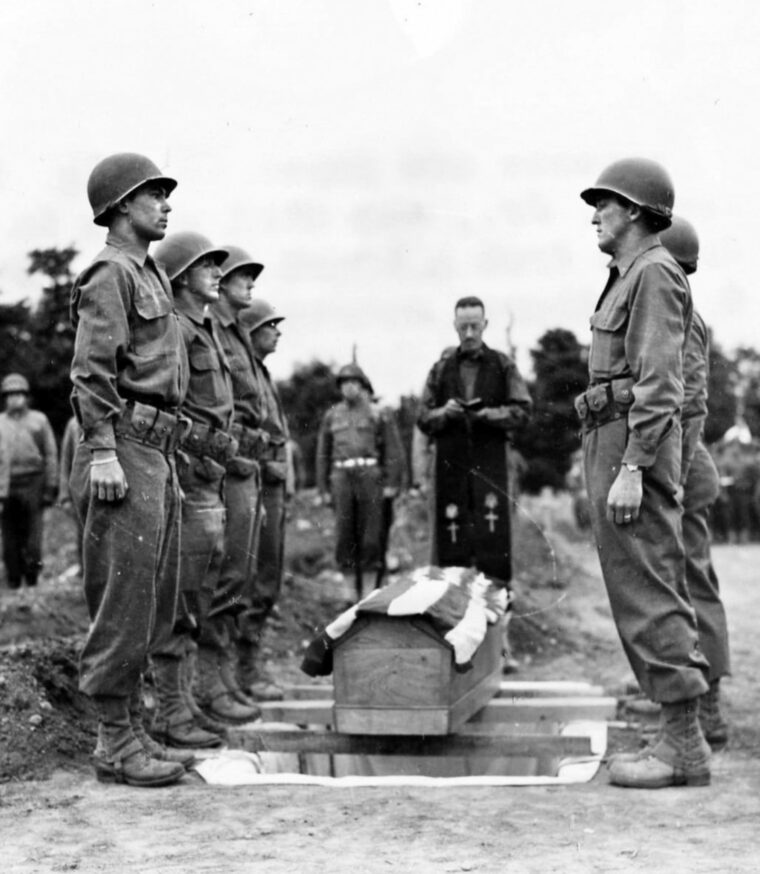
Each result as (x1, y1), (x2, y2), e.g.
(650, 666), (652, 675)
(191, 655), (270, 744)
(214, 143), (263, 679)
(114, 401), (191, 455)
(574, 378), (635, 431)
(181, 420), (239, 464)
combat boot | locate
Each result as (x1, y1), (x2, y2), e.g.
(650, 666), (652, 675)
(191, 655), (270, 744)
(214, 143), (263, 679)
(150, 655), (224, 749)
(92, 695), (185, 787)
(128, 682), (196, 770)
(194, 647), (261, 724)
(182, 649), (229, 740)
(237, 639), (284, 702)
(608, 698), (711, 788)
(218, 649), (260, 707)
(699, 679), (729, 752)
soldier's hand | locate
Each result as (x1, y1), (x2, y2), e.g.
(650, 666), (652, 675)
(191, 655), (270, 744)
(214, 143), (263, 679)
(322, 491), (333, 508)
(89, 452), (129, 503)
(382, 486), (397, 499)
(606, 466), (642, 526)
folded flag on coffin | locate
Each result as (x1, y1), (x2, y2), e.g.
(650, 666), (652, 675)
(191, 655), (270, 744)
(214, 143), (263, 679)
(301, 565), (509, 677)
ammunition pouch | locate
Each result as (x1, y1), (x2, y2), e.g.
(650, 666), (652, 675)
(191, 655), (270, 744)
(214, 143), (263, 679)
(181, 421), (239, 465)
(574, 378), (634, 431)
(114, 401), (191, 455)
(229, 422), (267, 461)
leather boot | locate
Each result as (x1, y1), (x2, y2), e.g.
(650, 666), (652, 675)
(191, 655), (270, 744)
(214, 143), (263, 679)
(182, 649), (229, 739)
(150, 655), (223, 749)
(194, 647), (261, 724)
(699, 680), (729, 752)
(128, 683), (196, 769)
(237, 640), (284, 702)
(608, 698), (711, 788)
(92, 695), (185, 787)
(218, 649), (259, 706)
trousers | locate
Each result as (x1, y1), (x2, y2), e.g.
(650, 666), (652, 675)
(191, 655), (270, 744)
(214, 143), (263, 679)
(238, 480), (286, 642)
(330, 465), (383, 574)
(220, 459), (263, 645)
(71, 437), (181, 697)
(683, 441), (731, 681)
(2, 472), (45, 585)
(583, 417), (709, 702)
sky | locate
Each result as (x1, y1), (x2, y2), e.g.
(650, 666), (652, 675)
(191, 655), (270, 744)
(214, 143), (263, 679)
(1, 0), (759, 400)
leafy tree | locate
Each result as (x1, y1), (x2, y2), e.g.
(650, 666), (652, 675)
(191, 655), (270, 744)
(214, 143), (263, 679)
(514, 328), (588, 492)
(0, 247), (78, 437)
(277, 360), (341, 486)
(26, 247), (78, 436)
(705, 332), (737, 444)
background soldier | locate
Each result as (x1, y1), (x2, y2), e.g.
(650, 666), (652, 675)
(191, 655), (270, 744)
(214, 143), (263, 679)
(69, 153), (189, 786)
(240, 299), (291, 700)
(661, 216), (731, 750)
(0, 373), (58, 588)
(151, 232), (259, 743)
(317, 364), (406, 601)
(576, 158), (711, 789)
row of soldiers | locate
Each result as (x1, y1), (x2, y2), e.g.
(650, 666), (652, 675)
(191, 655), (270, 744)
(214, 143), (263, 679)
(68, 153), (297, 787)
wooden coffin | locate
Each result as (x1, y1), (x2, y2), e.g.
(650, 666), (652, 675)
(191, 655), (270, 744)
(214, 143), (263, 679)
(332, 613), (504, 735)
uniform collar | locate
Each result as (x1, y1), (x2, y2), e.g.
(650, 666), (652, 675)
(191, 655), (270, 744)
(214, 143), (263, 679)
(175, 295), (209, 326)
(608, 238), (662, 278)
(104, 231), (151, 267)
(213, 295), (238, 328)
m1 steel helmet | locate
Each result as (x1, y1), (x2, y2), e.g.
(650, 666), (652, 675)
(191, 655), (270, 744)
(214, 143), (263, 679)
(337, 363), (374, 395)
(87, 152), (177, 227)
(153, 232), (228, 281)
(580, 157), (674, 228)
(660, 216), (699, 275)
(1, 373), (30, 395)
(219, 245), (265, 282)
(241, 299), (285, 333)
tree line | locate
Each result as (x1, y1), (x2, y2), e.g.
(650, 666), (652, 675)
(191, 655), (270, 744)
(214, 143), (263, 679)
(0, 247), (745, 492)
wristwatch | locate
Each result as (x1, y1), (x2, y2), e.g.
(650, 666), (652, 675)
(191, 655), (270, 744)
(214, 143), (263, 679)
(625, 464), (641, 473)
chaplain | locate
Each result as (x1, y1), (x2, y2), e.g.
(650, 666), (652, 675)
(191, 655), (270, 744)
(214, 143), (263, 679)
(417, 296), (531, 586)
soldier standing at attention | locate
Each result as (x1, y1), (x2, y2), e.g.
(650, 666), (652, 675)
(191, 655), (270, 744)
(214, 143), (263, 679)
(317, 364), (406, 601)
(237, 299), (291, 701)
(661, 217), (731, 749)
(69, 153), (190, 786)
(0, 373), (58, 588)
(210, 248), (272, 702)
(150, 233), (260, 742)
(576, 158), (711, 788)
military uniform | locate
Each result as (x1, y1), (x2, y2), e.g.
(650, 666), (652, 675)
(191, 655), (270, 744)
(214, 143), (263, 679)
(317, 383), (406, 596)
(70, 231), (188, 700)
(150, 232), (259, 733)
(213, 296), (267, 679)
(681, 311), (730, 682)
(417, 344), (531, 584)
(0, 392), (58, 588)
(575, 241), (709, 703)
(249, 353), (290, 637)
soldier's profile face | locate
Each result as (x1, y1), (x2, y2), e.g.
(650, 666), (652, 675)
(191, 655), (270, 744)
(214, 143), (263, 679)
(454, 306), (487, 351)
(591, 195), (632, 255)
(122, 183), (172, 242)
(185, 255), (222, 303)
(221, 267), (256, 310)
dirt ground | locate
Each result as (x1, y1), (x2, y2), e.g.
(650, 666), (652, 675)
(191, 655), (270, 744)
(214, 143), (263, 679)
(1, 494), (759, 873)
